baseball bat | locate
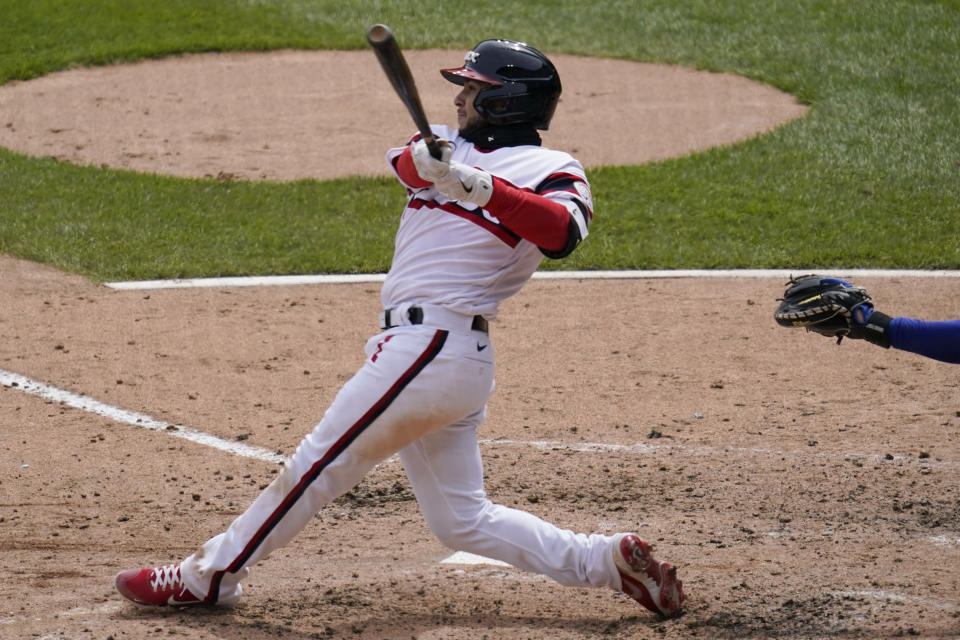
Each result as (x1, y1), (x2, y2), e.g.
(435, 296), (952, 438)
(366, 23), (442, 159)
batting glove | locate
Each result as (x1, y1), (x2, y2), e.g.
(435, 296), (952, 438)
(410, 138), (452, 183)
(435, 161), (493, 208)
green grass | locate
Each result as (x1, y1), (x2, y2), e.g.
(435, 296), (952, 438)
(1, 0), (958, 280)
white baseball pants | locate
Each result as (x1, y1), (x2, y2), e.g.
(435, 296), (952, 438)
(179, 314), (619, 604)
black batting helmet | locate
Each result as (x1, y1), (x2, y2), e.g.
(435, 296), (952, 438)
(441, 39), (562, 130)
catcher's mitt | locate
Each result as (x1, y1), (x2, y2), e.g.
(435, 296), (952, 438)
(774, 274), (875, 342)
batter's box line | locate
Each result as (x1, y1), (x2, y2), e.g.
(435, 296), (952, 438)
(479, 438), (957, 469)
(831, 589), (958, 611)
(0, 367), (286, 465)
(3, 368), (955, 473)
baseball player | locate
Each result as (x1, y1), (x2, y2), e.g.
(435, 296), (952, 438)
(775, 275), (960, 364)
(114, 39), (685, 618)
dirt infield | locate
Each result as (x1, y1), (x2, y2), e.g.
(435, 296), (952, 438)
(2, 50), (958, 639)
(2, 256), (959, 639)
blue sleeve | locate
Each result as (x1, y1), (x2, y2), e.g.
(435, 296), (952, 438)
(888, 317), (960, 364)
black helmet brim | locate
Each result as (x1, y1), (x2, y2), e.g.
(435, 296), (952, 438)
(440, 66), (504, 87)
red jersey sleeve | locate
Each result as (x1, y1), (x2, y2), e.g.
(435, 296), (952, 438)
(484, 177), (572, 253)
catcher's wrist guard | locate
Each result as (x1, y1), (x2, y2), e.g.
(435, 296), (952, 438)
(848, 310), (892, 348)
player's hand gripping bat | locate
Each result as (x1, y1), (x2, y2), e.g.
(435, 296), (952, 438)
(366, 24), (443, 159)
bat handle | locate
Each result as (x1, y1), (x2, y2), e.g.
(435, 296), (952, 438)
(424, 135), (442, 160)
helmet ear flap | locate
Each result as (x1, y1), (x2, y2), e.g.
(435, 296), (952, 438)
(474, 84), (559, 130)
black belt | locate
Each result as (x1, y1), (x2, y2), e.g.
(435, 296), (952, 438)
(380, 306), (489, 334)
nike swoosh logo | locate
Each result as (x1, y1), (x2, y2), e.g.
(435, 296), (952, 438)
(167, 588), (200, 606)
(476, 342), (487, 351)
(459, 179), (473, 194)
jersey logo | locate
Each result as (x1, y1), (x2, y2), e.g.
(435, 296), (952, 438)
(476, 341), (488, 352)
(573, 180), (594, 211)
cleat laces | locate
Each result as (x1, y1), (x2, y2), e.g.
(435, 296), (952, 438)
(150, 564), (185, 593)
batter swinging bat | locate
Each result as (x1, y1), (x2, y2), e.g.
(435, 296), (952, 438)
(366, 23), (442, 159)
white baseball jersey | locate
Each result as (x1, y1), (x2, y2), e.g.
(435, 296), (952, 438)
(382, 124), (593, 320)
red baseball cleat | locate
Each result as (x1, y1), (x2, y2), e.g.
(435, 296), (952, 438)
(115, 564), (204, 607)
(613, 534), (685, 617)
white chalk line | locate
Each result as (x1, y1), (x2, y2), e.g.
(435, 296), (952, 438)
(4, 367), (950, 472)
(0, 602), (124, 629)
(103, 268), (960, 290)
(4, 367), (958, 614)
(830, 590), (958, 611)
(478, 437), (956, 469)
(0, 368), (286, 465)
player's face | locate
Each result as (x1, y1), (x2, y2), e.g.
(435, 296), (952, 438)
(455, 80), (489, 133)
